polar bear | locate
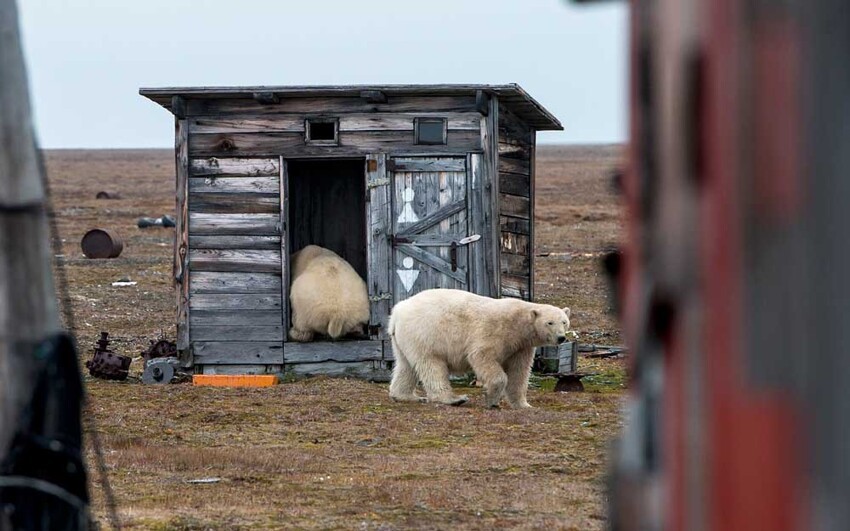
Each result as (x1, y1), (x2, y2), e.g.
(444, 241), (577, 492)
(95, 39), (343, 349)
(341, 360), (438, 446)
(388, 289), (571, 408)
(288, 245), (370, 342)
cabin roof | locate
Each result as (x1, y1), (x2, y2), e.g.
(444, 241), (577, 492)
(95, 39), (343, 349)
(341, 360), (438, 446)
(139, 84), (563, 131)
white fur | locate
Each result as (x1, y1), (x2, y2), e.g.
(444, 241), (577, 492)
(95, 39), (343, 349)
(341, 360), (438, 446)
(288, 245), (370, 342)
(388, 288), (571, 408)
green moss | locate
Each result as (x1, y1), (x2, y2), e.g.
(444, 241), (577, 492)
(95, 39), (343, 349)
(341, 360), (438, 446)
(581, 367), (628, 393)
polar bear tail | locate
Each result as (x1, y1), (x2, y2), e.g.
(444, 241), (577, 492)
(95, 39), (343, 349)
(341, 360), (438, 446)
(328, 316), (346, 339)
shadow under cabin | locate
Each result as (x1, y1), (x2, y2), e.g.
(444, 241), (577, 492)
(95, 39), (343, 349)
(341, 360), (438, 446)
(139, 84), (563, 379)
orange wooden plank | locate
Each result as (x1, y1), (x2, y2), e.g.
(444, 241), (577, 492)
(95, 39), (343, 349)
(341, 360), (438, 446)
(192, 375), (278, 387)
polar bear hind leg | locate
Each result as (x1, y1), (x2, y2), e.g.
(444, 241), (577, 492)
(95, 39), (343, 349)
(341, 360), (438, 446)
(414, 355), (469, 406)
(388, 336), (426, 403)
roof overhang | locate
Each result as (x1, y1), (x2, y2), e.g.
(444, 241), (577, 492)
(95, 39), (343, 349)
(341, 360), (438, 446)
(139, 84), (563, 131)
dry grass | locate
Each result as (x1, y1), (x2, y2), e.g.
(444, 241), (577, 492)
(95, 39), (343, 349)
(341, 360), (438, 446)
(44, 145), (627, 530)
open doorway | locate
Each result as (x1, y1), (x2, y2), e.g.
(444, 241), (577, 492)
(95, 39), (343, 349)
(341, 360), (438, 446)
(287, 158), (367, 277)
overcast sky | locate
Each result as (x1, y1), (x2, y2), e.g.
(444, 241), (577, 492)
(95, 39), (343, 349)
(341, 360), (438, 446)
(17, 0), (627, 149)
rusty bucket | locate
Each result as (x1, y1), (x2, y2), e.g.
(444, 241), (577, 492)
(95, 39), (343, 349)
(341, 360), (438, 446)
(81, 228), (123, 259)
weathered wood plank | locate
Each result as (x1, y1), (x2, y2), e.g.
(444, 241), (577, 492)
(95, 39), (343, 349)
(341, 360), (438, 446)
(500, 216), (530, 234)
(193, 341), (283, 365)
(285, 361), (390, 381)
(528, 131), (536, 301)
(397, 243), (467, 284)
(189, 213), (280, 235)
(366, 154), (391, 340)
(499, 157), (531, 175)
(340, 113), (480, 132)
(391, 157), (466, 172)
(190, 294), (282, 310)
(190, 310), (282, 326)
(280, 156), (289, 342)
(499, 172), (530, 198)
(189, 176), (279, 194)
(189, 193), (280, 214)
(501, 253), (530, 277)
(175, 118), (191, 357)
(190, 157), (279, 177)
(189, 113), (481, 134)
(190, 116), (304, 134)
(185, 95), (478, 116)
(501, 274), (531, 300)
(190, 272), (282, 294)
(192, 326), (284, 342)
(189, 235), (281, 250)
(396, 200), (465, 237)
(189, 249), (281, 273)
(283, 341), (383, 363)
(499, 193), (531, 219)
(468, 154), (490, 296)
(501, 232), (530, 256)
(189, 130), (482, 157)
(484, 97), (501, 297)
(200, 364), (281, 375)
(498, 142), (532, 159)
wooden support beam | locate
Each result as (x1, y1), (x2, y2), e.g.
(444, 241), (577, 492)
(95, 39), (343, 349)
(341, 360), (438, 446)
(476, 90), (491, 116)
(360, 90), (387, 103)
(171, 95), (186, 119)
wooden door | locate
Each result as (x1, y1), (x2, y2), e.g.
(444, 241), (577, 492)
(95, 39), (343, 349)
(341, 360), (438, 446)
(389, 157), (479, 303)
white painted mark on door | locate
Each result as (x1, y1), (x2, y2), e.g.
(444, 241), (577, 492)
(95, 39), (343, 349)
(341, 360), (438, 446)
(397, 256), (420, 293)
(397, 187), (420, 224)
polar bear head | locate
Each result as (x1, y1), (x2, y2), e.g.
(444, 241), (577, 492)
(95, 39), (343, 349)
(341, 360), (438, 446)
(530, 305), (571, 346)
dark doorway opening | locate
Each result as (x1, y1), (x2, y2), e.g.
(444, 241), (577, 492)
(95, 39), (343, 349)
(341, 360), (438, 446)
(287, 158), (367, 279)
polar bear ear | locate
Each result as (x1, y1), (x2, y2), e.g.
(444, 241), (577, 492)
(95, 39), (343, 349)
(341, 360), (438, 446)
(530, 309), (539, 318)
(562, 307), (571, 318)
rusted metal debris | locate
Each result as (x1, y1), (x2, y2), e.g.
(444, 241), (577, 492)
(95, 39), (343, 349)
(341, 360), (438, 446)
(95, 190), (119, 199)
(80, 228), (123, 259)
(137, 215), (176, 228)
(84, 332), (131, 380)
(141, 336), (177, 364)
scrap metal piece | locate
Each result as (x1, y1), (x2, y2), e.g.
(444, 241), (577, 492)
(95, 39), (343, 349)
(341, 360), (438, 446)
(142, 359), (176, 385)
(141, 337), (177, 365)
(84, 332), (131, 380)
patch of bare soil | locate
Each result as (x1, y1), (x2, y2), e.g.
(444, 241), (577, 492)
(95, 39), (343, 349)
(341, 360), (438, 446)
(44, 145), (626, 530)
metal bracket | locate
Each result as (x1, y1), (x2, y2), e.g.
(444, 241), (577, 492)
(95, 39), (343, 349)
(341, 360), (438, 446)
(369, 293), (392, 302)
(367, 178), (390, 189)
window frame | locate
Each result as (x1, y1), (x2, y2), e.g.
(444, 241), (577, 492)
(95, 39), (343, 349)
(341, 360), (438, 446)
(305, 117), (340, 145)
(414, 117), (448, 146)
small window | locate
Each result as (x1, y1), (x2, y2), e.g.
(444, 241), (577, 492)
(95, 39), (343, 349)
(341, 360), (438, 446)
(306, 118), (339, 145)
(415, 118), (447, 145)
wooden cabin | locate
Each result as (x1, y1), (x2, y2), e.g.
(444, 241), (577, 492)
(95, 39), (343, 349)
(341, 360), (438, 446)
(139, 84), (562, 378)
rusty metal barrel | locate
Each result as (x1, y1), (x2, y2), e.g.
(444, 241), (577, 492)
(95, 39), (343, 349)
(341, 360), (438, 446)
(80, 229), (123, 259)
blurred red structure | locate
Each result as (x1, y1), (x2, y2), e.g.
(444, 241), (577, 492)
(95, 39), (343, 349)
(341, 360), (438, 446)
(605, 0), (850, 530)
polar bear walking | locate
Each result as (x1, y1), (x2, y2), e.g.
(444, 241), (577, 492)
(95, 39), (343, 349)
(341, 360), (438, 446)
(288, 245), (370, 342)
(388, 289), (570, 408)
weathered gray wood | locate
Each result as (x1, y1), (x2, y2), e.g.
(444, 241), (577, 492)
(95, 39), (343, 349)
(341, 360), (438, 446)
(189, 249), (281, 273)
(188, 113), (480, 134)
(190, 157), (279, 177)
(285, 361), (390, 381)
(200, 364), (282, 375)
(189, 176), (279, 194)
(390, 157), (466, 172)
(189, 213), (280, 235)
(184, 95), (478, 116)
(501, 253), (530, 277)
(189, 293), (282, 310)
(193, 341), (283, 364)
(0, 0), (62, 456)
(396, 200), (465, 236)
(283, 341), (383, 363)
(484, 98), (501, 297)
(400, 233), (469, 246)
(190, 310), (282, 326)
(189, 235), (281, 250)
(499, 172), (530, 198)
(280, 157), (289, 343)
(366, 154), (391, 340)
(499, 157), (531, 175)
(189, 193), (280, 214)
(176, 119), (191, 356)
(498, 142), (532, 159)
(501, 232), (530, 255)
(528, 131), (536, 301)
(499, 194), (531, 219)
(192, 326), (284, 342)
(501, 274), (531, 300)
(468, 154), (490, 296)
(190, 271), (281, 294)
(360, 90), (387, 103)
(189, 130), (482, 157)
(500, 216), (530, 234)
(396, 243), (467, 284)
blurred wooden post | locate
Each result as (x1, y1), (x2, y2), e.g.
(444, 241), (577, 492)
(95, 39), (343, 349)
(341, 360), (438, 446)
(0, 0), (62, 455)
